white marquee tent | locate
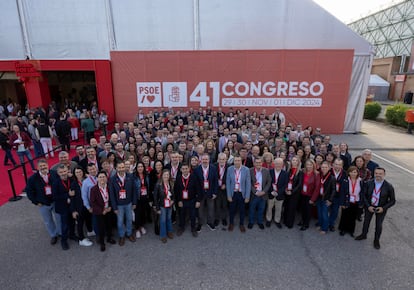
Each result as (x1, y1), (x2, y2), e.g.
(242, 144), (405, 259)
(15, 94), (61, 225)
(0, 0), (373, 132)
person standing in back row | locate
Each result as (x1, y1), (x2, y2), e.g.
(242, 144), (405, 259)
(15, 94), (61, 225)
(355, 167), (396, 249)
(36, 119), (54, 158)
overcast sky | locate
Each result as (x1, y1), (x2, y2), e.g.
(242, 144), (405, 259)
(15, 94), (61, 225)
(313, 0), (404, 23)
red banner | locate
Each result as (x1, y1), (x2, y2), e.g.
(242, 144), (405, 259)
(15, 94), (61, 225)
(110, 50), (353, 133)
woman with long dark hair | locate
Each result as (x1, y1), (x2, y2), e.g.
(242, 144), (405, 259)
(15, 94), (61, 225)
(149, 160), (164, 235)
(134, 162), (151, 238)
(283, 156), (303, 228)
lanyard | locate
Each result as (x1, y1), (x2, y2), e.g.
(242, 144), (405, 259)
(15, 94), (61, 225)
(182, 176), (190, 191)
(78, 180), (83, 187)
(320, 172), (331, 185)
(235, 168), (241, 183)
(139, 174), (145, 186)
(61, 179), (70, 191)
(41, 173), (50, 185)
(117, 175), (125, 189)
(350, 178), (357, 194)
(274, 170), (280, 184)
(99, 185), (108, 201)
(218, 165), (225, 179)
(89, 176), (96, 185)
(289, 168), (297, 181)
(171, 165), (178, 178)
(164, 183), (170, 199)
(202, 166), (209, 180)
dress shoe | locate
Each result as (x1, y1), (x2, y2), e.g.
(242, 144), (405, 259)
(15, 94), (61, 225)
(228, 224), (234, 232)
(167, 232), (174, 239)
(247, 223), (253, 229)
(258, 224), (265, 230)
(300, 226), (308, 231)
(329, 226), (335, 232)
(355, 234), (367, 240)
(373, 239), (381, 249)
(61, 241), (69, 251)
(161, 237), (167, 243)
(222, 219), (228, 226)
(107, 238), (116, 244)
(207, 223), (216, 231)
(100, 244), (106, 252)
(297, 221), (303, 226)
(275, 222), (282, 229)
(50, 236), (58, 245)
(191, 231), (198, 238)
(339, 231), (345, 236)
(118, 237), (125, 246)
(128, 235), (136, 242)
(196, 224), (202, 233)
(240, 225), (246, 233)
(177, 229), (184, 237)
(69, 235), (79, 242)
(266, 221), (271, 227)
(214, 219), (219, 227)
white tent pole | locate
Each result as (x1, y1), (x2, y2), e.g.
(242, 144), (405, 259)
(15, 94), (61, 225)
(193, 0), (200, 50)
(16, 0), (32, 59)
(105, 0), (117, 50)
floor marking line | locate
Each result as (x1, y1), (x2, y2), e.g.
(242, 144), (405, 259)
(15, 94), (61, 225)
(372, 153), (414, 175)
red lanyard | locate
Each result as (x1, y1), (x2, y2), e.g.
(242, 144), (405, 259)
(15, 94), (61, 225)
(274, 170), (280, 184)
(77, 180), (83, 187)
(42, 173), (50, 185)
(89, 176), (96, 185)
(99, 186), (108, 201)
(373, 185), (381, 195)
(182, 176), (190, 191)
(61, 179), (70, 191)
(289, 168), (297, 181)
(202, 166), (209, 180)
(171, 166), (178, 178)
(139, 174), (145, 186)
(117, 175), (125, 189)
(320, 172), (331, 185)
(218, 165), (225, 179)
(350, 178), (357, 194)
(235, 168), (241, 183)
(164, 183), (170, 198)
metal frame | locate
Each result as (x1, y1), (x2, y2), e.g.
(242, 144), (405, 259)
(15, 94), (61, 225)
(349, 0), (414, 58)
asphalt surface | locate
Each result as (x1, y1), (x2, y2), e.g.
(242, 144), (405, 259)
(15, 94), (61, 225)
(0, 120), (413, 290)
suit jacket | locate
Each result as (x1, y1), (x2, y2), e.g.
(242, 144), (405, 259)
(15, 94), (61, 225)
(287, 168), (303, 198)
(226, 165), (251, 199)
(218, 135), (230, 152)
(90, 184), (111, 215)
(52, 177), (72, 214)
(214, 162), (229, 194)
(193, 164), (218, 199)
(269, 169), (288, 200)
(109, 173), (137, 210)
(363, 179), (396, 210)
(331, 169), (348, 199)
(26, 170), (58, 206)
(314, 173), (336, 203)
(250, 167), (272, 200)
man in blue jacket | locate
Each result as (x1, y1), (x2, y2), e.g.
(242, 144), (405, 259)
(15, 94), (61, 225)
(226, 155), (251, 233)
(109, 161), (137, 246)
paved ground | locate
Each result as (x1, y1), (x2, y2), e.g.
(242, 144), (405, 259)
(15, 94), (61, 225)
(0, 120), (413, 290)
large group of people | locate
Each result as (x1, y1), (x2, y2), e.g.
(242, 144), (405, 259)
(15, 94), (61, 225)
(1, 103), (396, 252)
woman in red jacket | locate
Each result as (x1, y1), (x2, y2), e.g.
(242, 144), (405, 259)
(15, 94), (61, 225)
(9, 124), (35, 170)
(299, 159), (320, 231)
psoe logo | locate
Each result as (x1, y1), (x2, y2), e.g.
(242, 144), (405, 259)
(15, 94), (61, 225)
(136, 82), (162, 107)
(162, 82), (187, 107)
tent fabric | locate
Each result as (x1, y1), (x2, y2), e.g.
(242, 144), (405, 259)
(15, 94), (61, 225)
(0, 0), (372, 132)
(344, 55), (373, 133)
(369, 74), (390, 87)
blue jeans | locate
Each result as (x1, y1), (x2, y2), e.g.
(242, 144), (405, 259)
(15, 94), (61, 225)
(32, 139), (44, 158)
(17, 149), (35, 170)
(38, 203), (61, 238)
(329, 197), (340, 228)
(116, 203), (133, 237)
(160, 207), (173, 238)
(3, 148), (17, 165)
(317, 200), (329, 232)
(59, 212), (69, 243)
(249, 196), (266, 225)
(229, 192), (245, 226)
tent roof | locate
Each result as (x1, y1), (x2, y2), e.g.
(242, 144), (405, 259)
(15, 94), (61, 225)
(369, 74), (390, 87)
(0, 0), (372, 60)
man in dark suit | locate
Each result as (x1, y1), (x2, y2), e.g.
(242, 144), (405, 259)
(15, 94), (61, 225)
(355, 167), (396, 249)
(249, 157), (272, 229)
(193, 153), (218, 231)
(266, 158), (288, 228)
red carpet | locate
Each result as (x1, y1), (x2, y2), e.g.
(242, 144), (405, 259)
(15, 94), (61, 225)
(0, 138), (86, 206)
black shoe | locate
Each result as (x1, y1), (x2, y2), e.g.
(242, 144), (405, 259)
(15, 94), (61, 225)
(357, 216), (362, 222)
(266, 221), (271, 227)
(275, 222), (282, 229)
(100, 244), (106, 252)
(192, 231), (198, 238)
(350, 233), (354, 238)
(107, 238), (116, 244)
(214, 219), (219, 227)
(300, 226), (308, 231)
(258, 224), (265, 230)
(61, 241), (69, 251)
(329, 226), (335, 232)
(247, 223), (253, 229)
(207, 223), (216, 231)
(373, 239), (380, 249)
(222, 219), (228, 226)
(355, 234), (367, 241)
(69, 235), (79, 242)
(50, 236), (58, 245)
(339, 231), (345, 236)
(196, 224), (202, 233)
(297, 221), (303, 226)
